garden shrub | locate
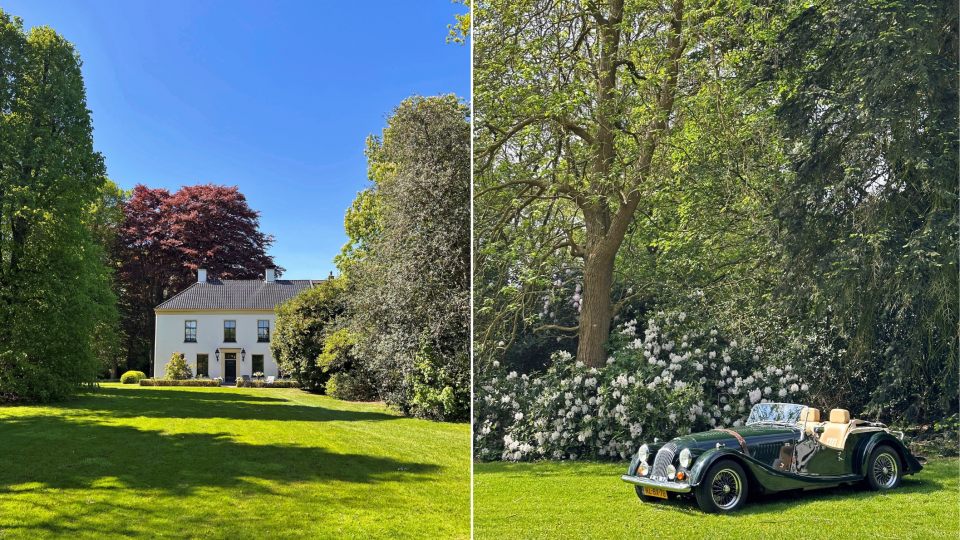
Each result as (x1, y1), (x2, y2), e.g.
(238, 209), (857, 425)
(408, 341), (469, 421)
(272, 279), (346, 392)
(316, 328), (377, 400)
(236, 379), (302, 389)
(120, 371), (146, 384)
(327, 372), (376, 401)
(139, 379), (220, 387)
(163, 352), (193, 380)
(474, 293), (810, 462)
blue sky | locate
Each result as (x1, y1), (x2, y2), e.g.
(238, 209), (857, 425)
(5, 1), (470, 279)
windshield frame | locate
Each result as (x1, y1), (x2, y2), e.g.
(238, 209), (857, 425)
(746, 402), (811, 426)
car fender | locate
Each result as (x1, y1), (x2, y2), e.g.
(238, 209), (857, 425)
(687, 447), (753, 487)
(854, 431), (924, 476)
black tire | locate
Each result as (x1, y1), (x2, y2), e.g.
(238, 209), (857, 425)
(634, 485), (673, 502)
(866, 445), (903, 491)
(695, 460), (749, 513)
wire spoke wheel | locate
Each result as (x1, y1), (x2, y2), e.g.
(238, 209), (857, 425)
(866, 445), (903, 492)
(696, 460), (748, 513)
(710, 469), (742, 510)
(872, 453), (898, 488)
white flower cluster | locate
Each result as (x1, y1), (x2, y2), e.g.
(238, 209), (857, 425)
(475, 302), (810, 462)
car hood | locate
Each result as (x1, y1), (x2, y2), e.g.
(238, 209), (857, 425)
(668, 424), (799, 451)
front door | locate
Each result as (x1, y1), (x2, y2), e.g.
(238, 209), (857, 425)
(225, 353), (237, 382)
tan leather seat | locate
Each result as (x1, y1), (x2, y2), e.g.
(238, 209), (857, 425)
(797, 407), (821, 435)
(820, 409), (851, 450)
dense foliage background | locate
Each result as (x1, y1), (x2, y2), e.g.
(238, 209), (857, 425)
(474, 0), (957, 460)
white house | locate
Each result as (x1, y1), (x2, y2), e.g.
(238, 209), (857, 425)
(153, 265), (323, 382)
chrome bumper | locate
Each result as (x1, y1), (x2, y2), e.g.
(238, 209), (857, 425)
(620, 474), (691, 493)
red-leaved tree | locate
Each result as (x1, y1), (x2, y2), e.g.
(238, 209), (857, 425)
(114, 184), (279, 373)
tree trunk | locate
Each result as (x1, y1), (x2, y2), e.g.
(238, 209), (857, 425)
(573, 1), (623, 368)
(573, 0), (682, 367)
(576, 243), (618, 367)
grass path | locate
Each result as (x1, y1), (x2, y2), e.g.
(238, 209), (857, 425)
(0, 384), (469, 539)
(474, 457), (958, 539)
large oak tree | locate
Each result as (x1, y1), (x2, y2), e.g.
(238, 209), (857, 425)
(475, 0), (757, 367)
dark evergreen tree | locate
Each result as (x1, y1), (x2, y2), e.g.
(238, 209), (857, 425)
(761, 0), (959, 422)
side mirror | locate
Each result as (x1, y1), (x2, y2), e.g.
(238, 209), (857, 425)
(814, 426), (825, 435)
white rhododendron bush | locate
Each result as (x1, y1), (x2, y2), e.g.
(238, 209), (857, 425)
(474, 294), (809, 462)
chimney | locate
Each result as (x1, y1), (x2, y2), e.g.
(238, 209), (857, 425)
(265, 265), (276, 283)
(198, 266), (207, 283)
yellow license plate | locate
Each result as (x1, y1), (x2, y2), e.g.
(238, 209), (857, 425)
(642, 487), (668, 499)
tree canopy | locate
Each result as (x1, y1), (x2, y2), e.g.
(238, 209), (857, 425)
(347, 94), (471, 421)
(758, 0), (959, 421)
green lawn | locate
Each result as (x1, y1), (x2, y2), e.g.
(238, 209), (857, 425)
(0, 384), (469, 539)
(474, 457), (959, 539)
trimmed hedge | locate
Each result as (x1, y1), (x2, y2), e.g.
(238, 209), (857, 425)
(120, 371), (147, 384)
(139, 379), (221, 387)
(236, 379), (302, 389)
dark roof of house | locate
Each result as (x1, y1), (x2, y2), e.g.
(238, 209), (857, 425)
(155, 279), (322, 310)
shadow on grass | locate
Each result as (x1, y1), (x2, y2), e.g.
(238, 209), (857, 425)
(35, 387), (401, 423)
(0, 414), (446, 538)
(0, 414), (440, 495)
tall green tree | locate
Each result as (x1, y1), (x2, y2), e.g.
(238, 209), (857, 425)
(350, 94), (470, 421)
(88, 179), (128, 378)
(334, 188), (381, 276)
(759, 0), (959, 422)
(0, 13), (114, 401)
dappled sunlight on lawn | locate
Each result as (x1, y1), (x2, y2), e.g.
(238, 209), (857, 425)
(0, 385), (469, 539)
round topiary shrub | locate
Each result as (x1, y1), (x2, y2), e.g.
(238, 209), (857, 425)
(120, 371), (145, 384)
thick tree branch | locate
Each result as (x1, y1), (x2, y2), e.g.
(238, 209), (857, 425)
(478, 114), (546, 170)
(613, 59), (646, 83)
(533, 324), (580, 333)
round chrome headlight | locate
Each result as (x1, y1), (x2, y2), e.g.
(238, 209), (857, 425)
(639, 462), (650, 476)
(679, 448), (692, 468)
(667, 464), (677, 480)
(637, 444), (649, 463)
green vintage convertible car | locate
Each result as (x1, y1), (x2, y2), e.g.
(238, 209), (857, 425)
(621, 402), (925, 513)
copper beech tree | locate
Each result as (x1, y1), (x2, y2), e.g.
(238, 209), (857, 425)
(114, 184), (279, 372)
(475, 0), (705, 368)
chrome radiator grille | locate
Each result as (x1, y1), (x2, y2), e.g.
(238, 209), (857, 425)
(651, 442), (677, 481)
